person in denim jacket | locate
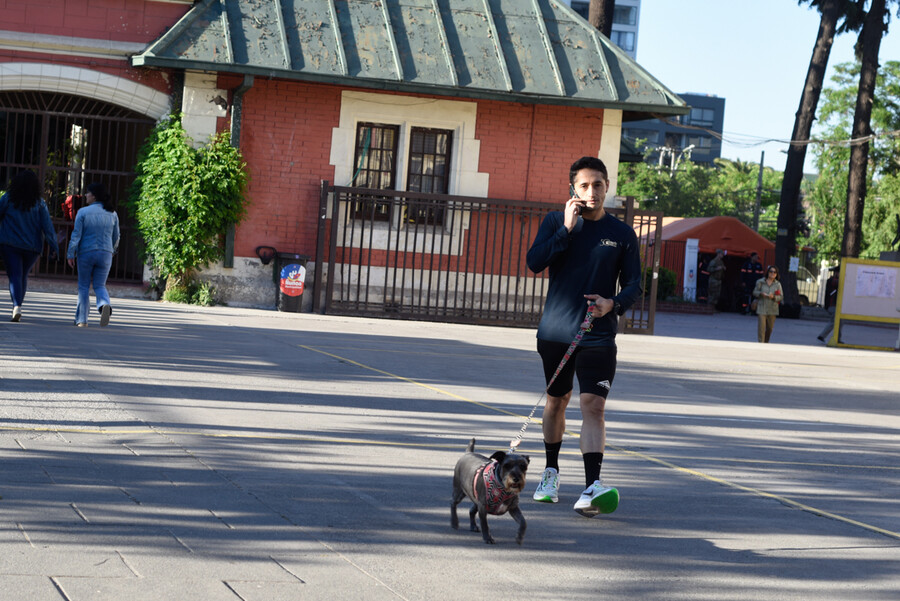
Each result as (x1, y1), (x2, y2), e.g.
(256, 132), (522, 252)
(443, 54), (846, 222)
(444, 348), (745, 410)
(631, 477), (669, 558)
(0, 170), (60, 322)
(66, 183), (119, 327)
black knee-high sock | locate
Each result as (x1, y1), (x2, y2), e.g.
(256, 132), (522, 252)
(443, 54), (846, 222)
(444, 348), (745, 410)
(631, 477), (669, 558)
(544, 441), (562, 471)
(583, 452), (604, 487)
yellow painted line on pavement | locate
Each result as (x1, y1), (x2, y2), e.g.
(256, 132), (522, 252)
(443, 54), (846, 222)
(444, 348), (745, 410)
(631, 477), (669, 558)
(298, 344), (525, 419)
(617, 447), (900, 541)
(2, 423), (898, 540)
(297, 343), (900, 541)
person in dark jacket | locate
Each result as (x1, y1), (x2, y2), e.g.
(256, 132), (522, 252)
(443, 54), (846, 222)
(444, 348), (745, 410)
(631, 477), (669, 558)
(526, 156), (641, 518)
(0, 171), (59, 322)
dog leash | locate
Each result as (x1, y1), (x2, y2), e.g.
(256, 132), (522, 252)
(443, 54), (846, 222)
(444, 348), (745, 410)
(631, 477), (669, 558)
(508, 305), (595, 452)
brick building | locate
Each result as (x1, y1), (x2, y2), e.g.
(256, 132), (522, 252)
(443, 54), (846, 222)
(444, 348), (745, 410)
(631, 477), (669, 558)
(1, 1), (685, 314)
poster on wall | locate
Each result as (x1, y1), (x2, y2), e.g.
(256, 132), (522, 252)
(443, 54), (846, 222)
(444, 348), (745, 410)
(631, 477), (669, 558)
(854, 266), (896, 299)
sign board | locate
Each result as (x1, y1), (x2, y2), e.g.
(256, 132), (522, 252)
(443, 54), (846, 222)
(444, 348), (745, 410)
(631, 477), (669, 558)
(683, 238), (699, 302)
(830, 257), (900, 351)
(280, 263), (306, 297)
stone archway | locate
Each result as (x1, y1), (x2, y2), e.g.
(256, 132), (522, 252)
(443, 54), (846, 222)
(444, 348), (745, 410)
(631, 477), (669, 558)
(0, 65), (169, 282)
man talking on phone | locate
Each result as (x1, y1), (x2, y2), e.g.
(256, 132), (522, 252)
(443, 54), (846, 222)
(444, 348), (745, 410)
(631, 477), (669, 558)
(525, 156), (642, 517)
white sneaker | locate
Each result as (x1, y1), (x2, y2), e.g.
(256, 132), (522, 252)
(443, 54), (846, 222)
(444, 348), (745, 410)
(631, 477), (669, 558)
(573, 479), (619, 517)
(11, 306), (21, 322)
(533, 467), (560, 503)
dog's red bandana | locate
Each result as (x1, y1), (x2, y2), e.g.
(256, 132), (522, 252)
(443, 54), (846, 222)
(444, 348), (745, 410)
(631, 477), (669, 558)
(474, 460), (515, 515)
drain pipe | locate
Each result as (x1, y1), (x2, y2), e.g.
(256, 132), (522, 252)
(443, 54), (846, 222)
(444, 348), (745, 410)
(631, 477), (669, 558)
(224, 74), (254, 268)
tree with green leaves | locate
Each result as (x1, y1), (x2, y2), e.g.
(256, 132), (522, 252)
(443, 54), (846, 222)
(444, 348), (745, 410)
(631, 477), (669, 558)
(617, 156), (783, 232)
(802, 60), (900, 260)
(842, 0), (892, 257)
(130, 116), (249, 300)
(776, 0), (864, 305)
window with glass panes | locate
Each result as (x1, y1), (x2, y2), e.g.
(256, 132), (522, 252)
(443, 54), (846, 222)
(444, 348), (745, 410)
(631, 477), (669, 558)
(405, 127), (452, 225)
(613, 6), (637, 25)
(350, 123), (399, 221)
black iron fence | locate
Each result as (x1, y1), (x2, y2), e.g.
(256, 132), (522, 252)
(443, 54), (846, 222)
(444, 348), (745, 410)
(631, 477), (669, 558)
(0, 91), (153, 283)
(315, 183), (662, 332)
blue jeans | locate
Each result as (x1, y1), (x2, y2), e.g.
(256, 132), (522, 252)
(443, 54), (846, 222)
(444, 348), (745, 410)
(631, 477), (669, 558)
(1, 244), (41, 307)
(75, 250), (113, 324)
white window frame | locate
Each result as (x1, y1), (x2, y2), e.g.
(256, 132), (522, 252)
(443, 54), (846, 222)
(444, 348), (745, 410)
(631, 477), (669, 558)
(330, 91), (489, 253)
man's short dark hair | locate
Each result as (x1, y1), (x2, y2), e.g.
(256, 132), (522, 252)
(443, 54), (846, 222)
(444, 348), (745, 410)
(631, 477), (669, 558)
(569, 156), (608, 184)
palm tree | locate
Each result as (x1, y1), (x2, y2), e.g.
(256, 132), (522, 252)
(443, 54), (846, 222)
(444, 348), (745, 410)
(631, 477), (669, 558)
(842, 0), (891, 257)
(775, 0), (863, 307)
(589, 0), (616, 37)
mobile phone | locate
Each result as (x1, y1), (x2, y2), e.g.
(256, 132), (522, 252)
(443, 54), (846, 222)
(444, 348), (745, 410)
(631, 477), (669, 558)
(570, 184), (582, 214)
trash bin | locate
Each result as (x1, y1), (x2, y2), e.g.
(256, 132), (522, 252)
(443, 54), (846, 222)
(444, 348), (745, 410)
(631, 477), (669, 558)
(273, 252), (309, 312)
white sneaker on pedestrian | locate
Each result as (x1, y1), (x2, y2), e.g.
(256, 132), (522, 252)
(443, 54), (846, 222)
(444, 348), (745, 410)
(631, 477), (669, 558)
(100, 304), (111, 327)
(533, 467), (560, 503)
(573, 478), (619, 517)
(11, 306), (21, 322)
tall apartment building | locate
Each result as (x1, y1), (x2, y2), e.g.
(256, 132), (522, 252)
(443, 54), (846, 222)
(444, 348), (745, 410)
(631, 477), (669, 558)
(565, 0), (641, 58)
(623, 93), (725, 166)
(563, 2), (724, 166)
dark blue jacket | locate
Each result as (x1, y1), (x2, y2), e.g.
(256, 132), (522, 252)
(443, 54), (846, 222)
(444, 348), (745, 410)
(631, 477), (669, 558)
(0, 193), (59, 255)
(527, 211), (642, 347)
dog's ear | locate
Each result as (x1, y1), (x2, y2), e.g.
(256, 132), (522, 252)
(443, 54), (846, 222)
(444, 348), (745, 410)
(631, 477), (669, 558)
(524, 455), (530, 465)
(489, 451), (506, 463)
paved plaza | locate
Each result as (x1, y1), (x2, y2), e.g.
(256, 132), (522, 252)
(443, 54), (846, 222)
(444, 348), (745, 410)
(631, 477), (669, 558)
(1, 291), (898, 600)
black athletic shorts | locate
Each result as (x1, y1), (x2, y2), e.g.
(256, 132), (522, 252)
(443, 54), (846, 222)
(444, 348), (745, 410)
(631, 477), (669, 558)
(537, 339), (617, 398)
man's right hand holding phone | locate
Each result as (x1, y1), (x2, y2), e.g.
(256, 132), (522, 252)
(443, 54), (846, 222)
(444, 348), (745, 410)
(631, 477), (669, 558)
(564, 188), (584, 231)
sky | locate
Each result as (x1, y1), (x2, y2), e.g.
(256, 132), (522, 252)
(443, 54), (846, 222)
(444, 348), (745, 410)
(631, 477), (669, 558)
(635, 0), (900, 173)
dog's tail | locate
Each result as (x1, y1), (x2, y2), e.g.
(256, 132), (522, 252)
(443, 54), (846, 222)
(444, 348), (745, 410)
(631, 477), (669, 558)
(466, 438), (475, 453)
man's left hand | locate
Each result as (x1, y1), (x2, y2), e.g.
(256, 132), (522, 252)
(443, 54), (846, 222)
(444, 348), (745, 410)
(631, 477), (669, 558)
(584, 294), (614, 317)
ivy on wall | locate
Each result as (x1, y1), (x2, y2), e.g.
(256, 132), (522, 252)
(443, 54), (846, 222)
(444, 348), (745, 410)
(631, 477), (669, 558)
(130, 115), (248, 302)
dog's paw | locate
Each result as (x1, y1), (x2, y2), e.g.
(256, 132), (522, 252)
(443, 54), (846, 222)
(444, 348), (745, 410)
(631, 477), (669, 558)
(470, 524), (480, 533)
(483, 536), (496, 545)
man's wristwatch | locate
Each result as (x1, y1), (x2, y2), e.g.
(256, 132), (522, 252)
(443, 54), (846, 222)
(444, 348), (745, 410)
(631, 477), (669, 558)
(612, 300), (622, 316)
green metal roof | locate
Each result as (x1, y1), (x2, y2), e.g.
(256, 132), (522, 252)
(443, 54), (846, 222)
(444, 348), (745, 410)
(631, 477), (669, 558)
(132, 0), (687, 118)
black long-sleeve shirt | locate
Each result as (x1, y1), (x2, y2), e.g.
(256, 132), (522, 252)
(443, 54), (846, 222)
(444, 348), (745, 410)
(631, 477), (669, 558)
(526, 211), (642, 347)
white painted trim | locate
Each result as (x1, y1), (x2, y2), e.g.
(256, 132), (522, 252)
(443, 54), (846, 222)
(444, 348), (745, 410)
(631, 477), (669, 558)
(181, 71), (226, 147)
(0, 62), (170, 120)
(599, 108), (623, 204)
(0, 29), (147, 61)
(329, 91), (490, 255)
(331, 90), (488, 197)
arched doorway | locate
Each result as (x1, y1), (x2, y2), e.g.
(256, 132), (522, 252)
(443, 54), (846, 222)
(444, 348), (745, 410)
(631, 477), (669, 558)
(0, 90), (156, 283)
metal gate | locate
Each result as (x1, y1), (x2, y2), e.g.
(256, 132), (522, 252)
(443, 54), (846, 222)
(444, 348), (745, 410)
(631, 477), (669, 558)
(0, 91), (155, 282)
(315, 183), (663, 333)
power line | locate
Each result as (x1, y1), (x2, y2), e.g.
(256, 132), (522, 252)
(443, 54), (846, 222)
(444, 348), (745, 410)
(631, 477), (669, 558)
(650, 116), (900, 149)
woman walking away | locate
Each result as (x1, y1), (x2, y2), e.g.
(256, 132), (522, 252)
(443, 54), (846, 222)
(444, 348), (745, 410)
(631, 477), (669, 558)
(0, 171), (60, 322)
(753, 265), (783, 343)
(67, 182), (119, 327)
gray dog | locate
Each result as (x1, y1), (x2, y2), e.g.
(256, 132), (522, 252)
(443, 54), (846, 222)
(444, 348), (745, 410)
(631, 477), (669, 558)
(451, 438), (530, 545)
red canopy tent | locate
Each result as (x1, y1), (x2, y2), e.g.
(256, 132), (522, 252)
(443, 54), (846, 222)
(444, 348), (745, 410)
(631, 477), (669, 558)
(656, 216), (774, 258)
(642, 217), (776, 310)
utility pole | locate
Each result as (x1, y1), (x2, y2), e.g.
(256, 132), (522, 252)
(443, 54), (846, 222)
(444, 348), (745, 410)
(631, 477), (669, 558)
(754, 151), (764, 231)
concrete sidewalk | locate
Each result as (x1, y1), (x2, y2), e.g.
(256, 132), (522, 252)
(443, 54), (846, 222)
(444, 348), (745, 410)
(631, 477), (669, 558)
(1, 292), (898, 601)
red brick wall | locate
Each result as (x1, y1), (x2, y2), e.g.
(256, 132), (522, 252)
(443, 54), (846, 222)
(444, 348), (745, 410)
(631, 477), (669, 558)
(223, 81), (608, 261)
(0, 1), (188, 98)
(474, 101), (606, 203)
(0, 0), (189, 43)
(226, 77), (341, 259)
